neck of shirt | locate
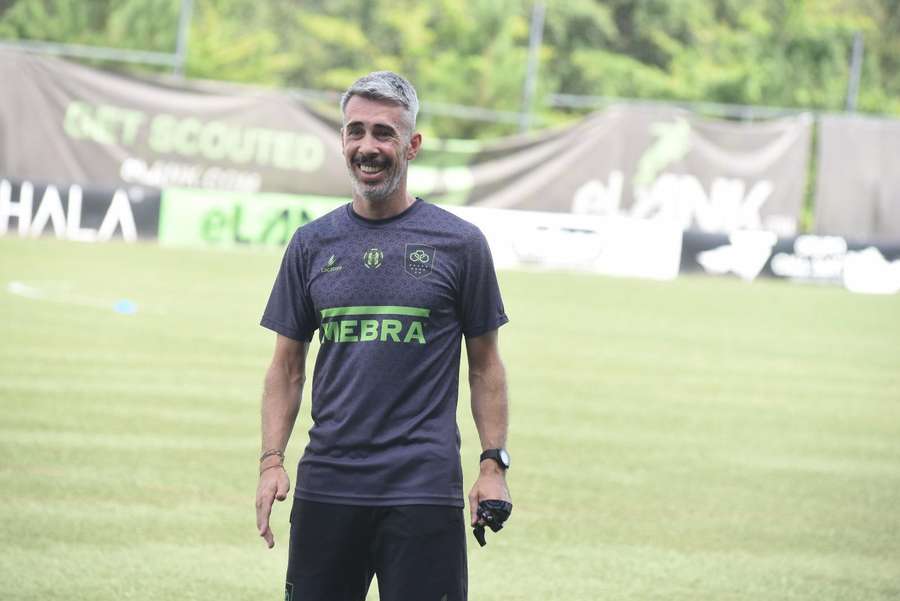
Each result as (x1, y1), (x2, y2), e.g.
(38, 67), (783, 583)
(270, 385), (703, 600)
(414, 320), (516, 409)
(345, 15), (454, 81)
(347, 197), (423, 227)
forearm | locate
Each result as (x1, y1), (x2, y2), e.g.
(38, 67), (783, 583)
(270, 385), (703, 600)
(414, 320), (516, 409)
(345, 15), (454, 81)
(467, 338), (511, 521)
(256, 336), (306, 549)
(469, 356), (508, 451)
(260, 358), (304, 466)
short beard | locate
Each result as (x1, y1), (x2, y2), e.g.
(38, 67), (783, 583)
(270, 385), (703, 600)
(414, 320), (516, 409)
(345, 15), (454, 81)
(349, 150), (408, 203)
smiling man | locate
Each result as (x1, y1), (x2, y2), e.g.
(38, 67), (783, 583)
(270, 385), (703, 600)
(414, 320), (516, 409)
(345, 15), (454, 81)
(255, 71), (512, 601)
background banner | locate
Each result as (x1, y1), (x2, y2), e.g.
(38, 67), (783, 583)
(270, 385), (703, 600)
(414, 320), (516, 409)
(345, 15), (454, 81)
(681, 230), (900, 293)
(158, 189), (344, 248)
(416, 105), (813, 236)
(155, 189), (683, 281)
(0, 177), (160, 242)
(814, 114), (900, 243)
(0, 50), (351, 196)
(445, 205), (683, 281)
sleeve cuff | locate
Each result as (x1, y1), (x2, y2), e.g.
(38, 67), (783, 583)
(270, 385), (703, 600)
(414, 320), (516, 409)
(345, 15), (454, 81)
(463, 314), (509, 338)
(260, 317), (314, 342)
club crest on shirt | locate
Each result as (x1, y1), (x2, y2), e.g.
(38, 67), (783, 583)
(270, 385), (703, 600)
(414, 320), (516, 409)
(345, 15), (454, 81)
(405, 243), (436, 278)
(363, 248), (384, 269)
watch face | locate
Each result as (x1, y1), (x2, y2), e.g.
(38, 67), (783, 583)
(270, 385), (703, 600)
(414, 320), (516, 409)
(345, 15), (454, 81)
(499, 449), (510, 468)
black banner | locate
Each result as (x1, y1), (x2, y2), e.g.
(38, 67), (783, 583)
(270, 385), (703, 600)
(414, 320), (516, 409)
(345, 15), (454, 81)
(681, 229), (900, 291)
(0, 177), (160, 242)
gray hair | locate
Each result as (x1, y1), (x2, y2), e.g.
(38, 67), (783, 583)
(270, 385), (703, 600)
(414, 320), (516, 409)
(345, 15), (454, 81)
(340, 71), (419, 132)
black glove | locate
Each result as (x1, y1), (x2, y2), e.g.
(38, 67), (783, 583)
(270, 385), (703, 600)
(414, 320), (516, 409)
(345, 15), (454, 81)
(472, 500), (512, 547)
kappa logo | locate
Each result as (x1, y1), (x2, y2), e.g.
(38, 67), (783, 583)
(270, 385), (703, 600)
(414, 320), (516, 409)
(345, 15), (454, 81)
(405, 243), (436, 278)
(321, 254), (343, 273)
(363, 248), (384, 269)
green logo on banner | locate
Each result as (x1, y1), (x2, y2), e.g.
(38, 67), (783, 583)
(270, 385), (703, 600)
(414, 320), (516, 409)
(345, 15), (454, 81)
(63, 101), (327, 172)
(158, 188), (346, 248)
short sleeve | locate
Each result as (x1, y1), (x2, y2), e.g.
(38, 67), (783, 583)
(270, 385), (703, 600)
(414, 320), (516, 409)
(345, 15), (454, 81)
(260, 230), (317, 341)
(458, 229), (509, 337)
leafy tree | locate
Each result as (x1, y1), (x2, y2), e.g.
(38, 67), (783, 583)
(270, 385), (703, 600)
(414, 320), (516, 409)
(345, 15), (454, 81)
(1, 0), (897, 137)
(0, 0), (178, 52)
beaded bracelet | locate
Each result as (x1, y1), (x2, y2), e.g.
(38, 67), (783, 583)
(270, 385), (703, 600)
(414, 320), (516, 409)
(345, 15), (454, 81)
(259, 449), (285, 463)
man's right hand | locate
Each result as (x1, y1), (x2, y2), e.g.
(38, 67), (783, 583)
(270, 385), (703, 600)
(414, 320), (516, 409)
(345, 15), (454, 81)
(255, 464), (291, 548)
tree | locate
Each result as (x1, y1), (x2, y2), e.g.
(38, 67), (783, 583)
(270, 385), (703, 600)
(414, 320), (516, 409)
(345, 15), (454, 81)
(0, 0), (897, 139)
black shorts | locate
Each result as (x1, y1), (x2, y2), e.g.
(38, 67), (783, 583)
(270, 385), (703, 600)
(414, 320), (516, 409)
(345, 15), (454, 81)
(286, 498), (468, 601)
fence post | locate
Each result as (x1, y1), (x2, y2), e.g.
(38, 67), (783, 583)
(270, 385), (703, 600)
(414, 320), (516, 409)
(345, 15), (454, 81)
(845, 31), (864, 111)
(519, 2), (546, 133)
(173, 0), (194, 78)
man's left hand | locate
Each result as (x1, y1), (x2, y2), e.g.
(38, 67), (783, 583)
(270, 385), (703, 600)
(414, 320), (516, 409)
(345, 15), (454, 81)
(467, 463), (511, 527)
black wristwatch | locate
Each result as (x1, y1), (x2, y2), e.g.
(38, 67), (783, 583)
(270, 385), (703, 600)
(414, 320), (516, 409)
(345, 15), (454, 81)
(480, 448), (510, 470)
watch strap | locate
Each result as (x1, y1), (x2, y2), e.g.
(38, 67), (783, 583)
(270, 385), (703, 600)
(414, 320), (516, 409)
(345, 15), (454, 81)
(480, 448), (509, 470)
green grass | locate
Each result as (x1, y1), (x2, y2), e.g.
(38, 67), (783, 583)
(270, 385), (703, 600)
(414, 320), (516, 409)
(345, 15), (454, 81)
(1, 236), (899, 600)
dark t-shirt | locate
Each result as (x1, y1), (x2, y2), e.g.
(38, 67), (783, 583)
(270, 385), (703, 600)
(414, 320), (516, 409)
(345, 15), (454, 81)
(261, 199), (508, 507)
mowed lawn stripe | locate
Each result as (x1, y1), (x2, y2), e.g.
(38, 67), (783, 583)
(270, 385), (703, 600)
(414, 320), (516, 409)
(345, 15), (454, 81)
(1, 237), (898, 601)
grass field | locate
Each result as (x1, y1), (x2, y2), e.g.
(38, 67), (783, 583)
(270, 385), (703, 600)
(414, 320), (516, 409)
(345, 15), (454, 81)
(1, 236), (899, 601)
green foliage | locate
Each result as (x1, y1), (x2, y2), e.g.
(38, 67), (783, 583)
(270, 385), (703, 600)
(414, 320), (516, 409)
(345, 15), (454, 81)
(1, 0), (898, 136)
(185, 0), (292, 84)
(0, 0), (178, 51)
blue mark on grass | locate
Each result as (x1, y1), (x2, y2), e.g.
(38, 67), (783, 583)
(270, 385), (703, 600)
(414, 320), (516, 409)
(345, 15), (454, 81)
(113, 299), (138, 315)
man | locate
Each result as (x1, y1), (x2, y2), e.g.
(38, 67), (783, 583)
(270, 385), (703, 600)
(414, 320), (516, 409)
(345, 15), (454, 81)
(254, 71), (511, 601)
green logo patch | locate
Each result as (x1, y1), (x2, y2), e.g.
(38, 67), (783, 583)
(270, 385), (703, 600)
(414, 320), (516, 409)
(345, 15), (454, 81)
(363, 248), (384, 269)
